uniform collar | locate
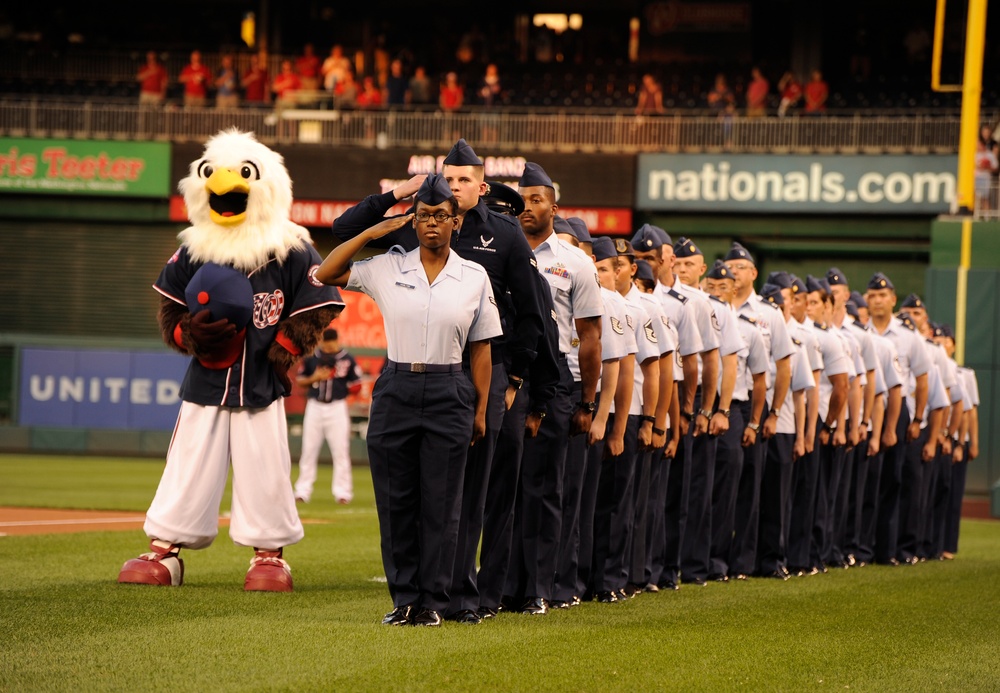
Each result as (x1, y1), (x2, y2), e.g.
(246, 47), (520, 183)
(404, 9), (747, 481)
(400, 247), (464, 282)
(737, 289), (760, 311)
(464, 198), (489, 223)
(535, 230), (561, 255)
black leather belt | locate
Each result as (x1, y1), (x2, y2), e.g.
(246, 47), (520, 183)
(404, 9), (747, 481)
(386, 360), (463, 373)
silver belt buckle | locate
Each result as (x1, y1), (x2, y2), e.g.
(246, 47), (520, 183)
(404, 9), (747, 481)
(410, 362), (426, 373)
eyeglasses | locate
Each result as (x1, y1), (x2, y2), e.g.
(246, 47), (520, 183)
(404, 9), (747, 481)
(726, 263), (753, 272)
(414, 211), (454, 223)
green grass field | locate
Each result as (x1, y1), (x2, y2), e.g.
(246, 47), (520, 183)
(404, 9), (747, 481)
(1, 454), (998, 692)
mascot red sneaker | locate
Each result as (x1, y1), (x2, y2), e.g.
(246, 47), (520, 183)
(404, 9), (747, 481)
(118, 129), (343, 591)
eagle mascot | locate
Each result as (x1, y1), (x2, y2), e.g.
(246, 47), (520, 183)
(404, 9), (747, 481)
(118, 129), (343, 591)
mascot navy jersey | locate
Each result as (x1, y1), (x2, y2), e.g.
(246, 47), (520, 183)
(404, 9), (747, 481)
(155, 244), (344, 407)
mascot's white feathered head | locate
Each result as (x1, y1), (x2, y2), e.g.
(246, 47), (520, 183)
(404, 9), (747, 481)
(178, 128), (310, 272)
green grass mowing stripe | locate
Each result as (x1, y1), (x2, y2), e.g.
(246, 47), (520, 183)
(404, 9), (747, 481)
(1, 454), (999, 691)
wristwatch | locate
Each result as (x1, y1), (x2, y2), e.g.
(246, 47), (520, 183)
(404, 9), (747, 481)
(746, 422), (760, 432)
(681, 410), (695, 422)
(822, 421), (836, 433)
(508, 375), (523, 391)
(577, 401), (598, 414)
(697, 408), (713, 419)
(718, 408), (731, 419)
(769, 406), (781, 418)
(640, 415), (656, 425)
(530, 410), (547, 420)
(652, 427), (666, 436)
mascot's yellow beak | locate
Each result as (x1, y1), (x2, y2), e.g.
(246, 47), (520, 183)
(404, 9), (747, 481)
(206, 168), (251, 226)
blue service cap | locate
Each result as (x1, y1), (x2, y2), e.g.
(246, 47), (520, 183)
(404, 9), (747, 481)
(185, 262), (254, 328)
(805, 274), (831, 294)
(706, 259), (732, 280)
(592, 236), (617, 262)
(483, 180), (524, 216)
(849, 290), (868, 309)
(631, 223), (663, 251)
(553, 215), (574, 237)
(650, 225), (672, 247)
(634, 259), (655, 283)
(724, 241), (754, 264)
(845, 300), (860, 319)
(673, 236), (702, 258)
(900, 293), (924, 309)
(442, 138), (483, 166)
(415, 173), (453, 205)
(789, 274), (808, 295)
(613, 238), (636, 257)
(935, 323), (954, 339)
(566, 217), (592, 244)
(519, 162), (554, 189)
(766, 271), (792, 289)
(896, 311), (916, 330)
(868, 272), (894, 291)
(826, 267), (848, 286)
(760, 282), (785, 306)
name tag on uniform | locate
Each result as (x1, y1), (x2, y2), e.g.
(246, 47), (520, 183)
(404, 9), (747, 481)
(395, 282), (415, 289)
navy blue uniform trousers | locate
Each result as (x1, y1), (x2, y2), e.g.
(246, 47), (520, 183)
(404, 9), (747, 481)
(367, 368), (474, 612)
(505, 360), (573, 601)
(447, 362), (507, 615)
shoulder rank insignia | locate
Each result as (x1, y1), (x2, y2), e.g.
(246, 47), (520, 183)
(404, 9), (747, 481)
(667, 288), (688, 304)
(611, 317), (624, 335)
(739, 313), (757, 324)
(644, 320), (657, 343)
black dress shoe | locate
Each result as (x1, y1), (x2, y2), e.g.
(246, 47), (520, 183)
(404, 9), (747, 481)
(731, 573), (749, 581)
(902, 555), (920, 565)
(644, 583), (660, 593)
(476, 606), (499, 620)
(686, 578), (707, 586)
(709, 573), (729, 582)
(549, 599), (571, 609)
(569, 595), (582, 607)
(657, 580), (680, 591)
(412, 608), (443, 627)
(596, 591), (618, 603)
(616, 588), (630, 600)
(447, 609), (482, 624)
(624, 583), (644, 598)
(519, 597), (548, 615)
(381, 604), (414, 626)
(762, 570), (789, 581)
(876, 557), (900, 566)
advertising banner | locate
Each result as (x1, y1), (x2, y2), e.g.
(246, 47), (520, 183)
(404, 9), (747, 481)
(19, 348), (188, 430)
(637, 154), (958, 214)
(0, 138), (171, 197)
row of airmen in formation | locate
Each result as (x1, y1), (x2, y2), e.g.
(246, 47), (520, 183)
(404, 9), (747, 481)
(327, 139), (980, 627)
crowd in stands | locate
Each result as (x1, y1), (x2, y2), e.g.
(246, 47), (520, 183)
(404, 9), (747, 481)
(6, 40), (998, 115)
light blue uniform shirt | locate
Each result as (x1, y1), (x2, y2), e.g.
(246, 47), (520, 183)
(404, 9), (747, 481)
(532, 234), (604, 354)
(347, 246), (502, 363)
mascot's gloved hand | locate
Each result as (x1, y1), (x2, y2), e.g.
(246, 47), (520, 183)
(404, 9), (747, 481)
(189, 309), (238, 351)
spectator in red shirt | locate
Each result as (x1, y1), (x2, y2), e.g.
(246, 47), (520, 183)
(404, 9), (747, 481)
(241, 53), (270, 106)
(179, 50), (212, 108)
(137, 51), (167, 107)
(356, 75), (383, 109)
(745, 67), (769, 117)
(634, 73), (665, 115)
(296, 43), (321, 92)
(272, 59), (302, 107)
(804, 70), (829, 114)
(777, 71), (802, 118)
(439, 71), (464, 112)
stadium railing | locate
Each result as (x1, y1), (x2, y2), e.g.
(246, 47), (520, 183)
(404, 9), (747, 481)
(0, 97), (975, 154)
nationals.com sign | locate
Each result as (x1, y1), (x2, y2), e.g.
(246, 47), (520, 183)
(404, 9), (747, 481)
(637, 154), (957, 214)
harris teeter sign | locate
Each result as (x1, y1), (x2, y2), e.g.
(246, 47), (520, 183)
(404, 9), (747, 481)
(637, 154), (957, 214)
(0, 138), (171, 197)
